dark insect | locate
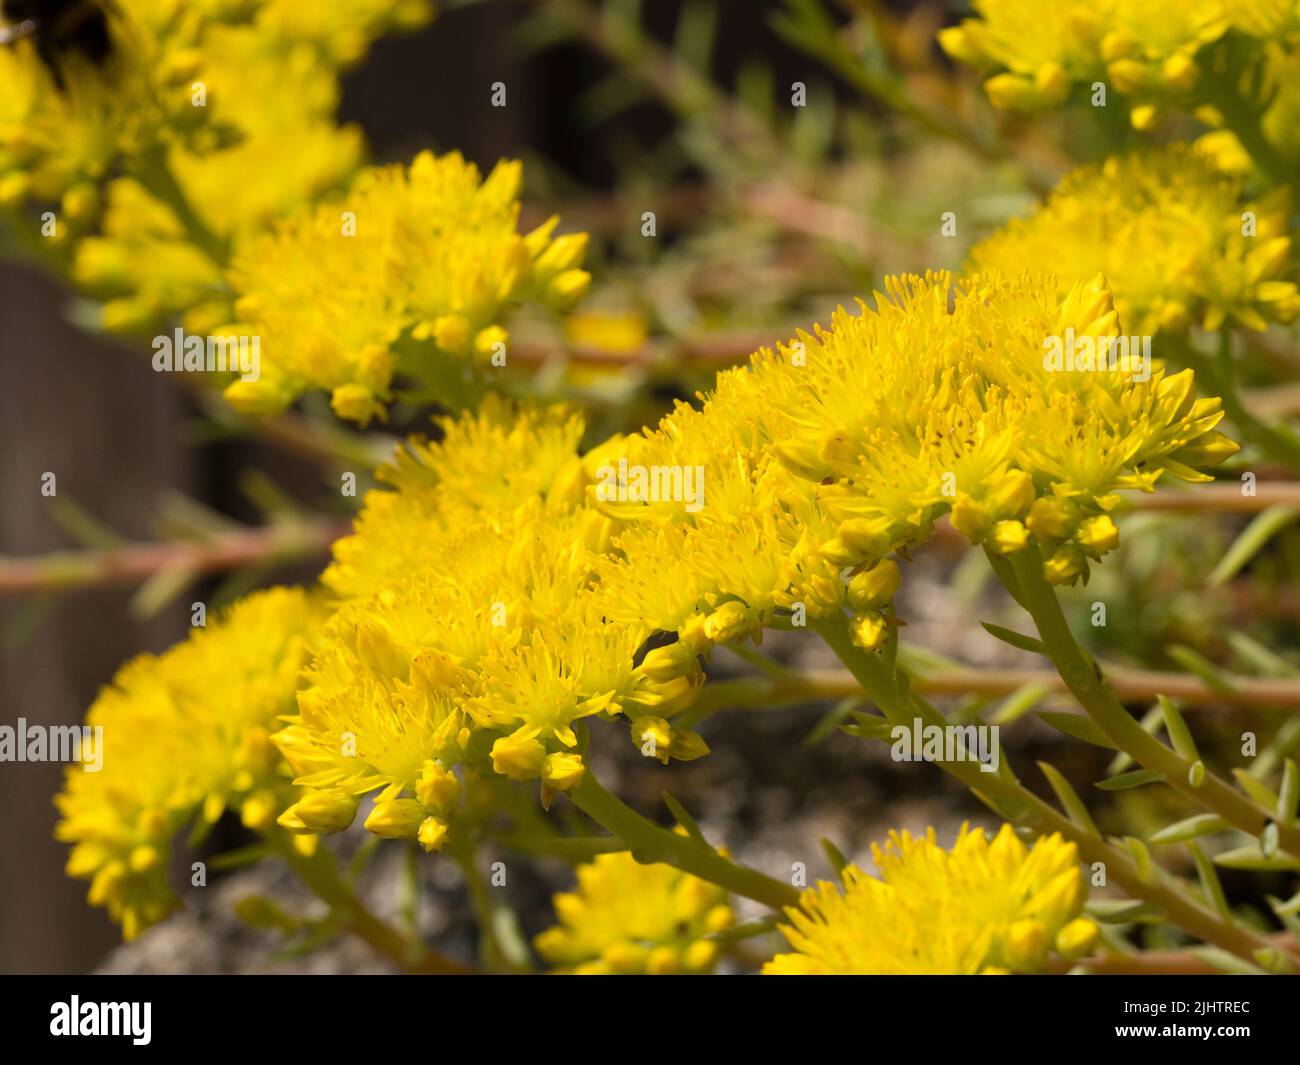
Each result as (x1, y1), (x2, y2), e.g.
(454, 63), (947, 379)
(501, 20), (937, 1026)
(0, 0), (115, 86)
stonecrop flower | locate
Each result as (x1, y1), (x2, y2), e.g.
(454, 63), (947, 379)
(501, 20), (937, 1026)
(764, 824), (1098, 974)
(535, 847), (733, 974)
(276, 400), (710, 851)
(54, 588), (320, 939)
(596, 271), (1236, 681)
(969, 145), (1300, 335)
(939, 0), (1233, 121)
(223, 150), (591, 425)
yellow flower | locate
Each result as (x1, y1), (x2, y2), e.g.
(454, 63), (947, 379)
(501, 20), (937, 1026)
(940, 0), (1231, 117)
(54, 587), (319, 939)
(223, 150), (591, 424)
(763, 824), (1094, 974)
(969, 145), (1300, 335)
(280, 400), (707, 835)
(535, 847), (733, 974)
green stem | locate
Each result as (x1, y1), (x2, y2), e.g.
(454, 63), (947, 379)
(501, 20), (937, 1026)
(1007, 546), (1300, 861)
(569, 772), (800, 912)
(274, 835), (475, 974)
(814, 613), (1285, 966)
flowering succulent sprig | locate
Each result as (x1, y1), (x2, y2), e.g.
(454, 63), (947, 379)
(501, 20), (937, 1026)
(939, 0), (1257, 124)
(969, 145), (1300, 336)
(54, 263), (1264, 971)
(224, 152), (591, 424)
(535, 844), (734, 974)
(764, 824), (1097, 975)
(30, 0), (1300, 978)
(55, 588), (320, 938)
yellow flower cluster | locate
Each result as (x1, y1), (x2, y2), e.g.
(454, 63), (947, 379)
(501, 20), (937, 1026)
(938, 0), (1288, 125)
(763, 824), (1098, 974)
(54, 588), (320, 938)
(269, 270), (1235, 858)
(275, 397), (714, 850)
(604, 270), (1233, 605)
(223, 151), (591, 424)
(535, 847), (733, 974)
(1, 0), (432, 331)
(969, 145), (1300, 335)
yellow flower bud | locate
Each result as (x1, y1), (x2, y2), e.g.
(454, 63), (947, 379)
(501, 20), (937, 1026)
(1055, 917), (1099, 959)
(835, 516), (893, 558)
(224, 377), (290, 416)
(1034, 62), (1069, 105)
(474, 324), (509, 361)
(61, 183), (98, 222)
(417, 816), (450, 853)
(1107, 58), (1153, 95)
(1161, 53), (1197, 92)
(949, 496), (992, 543)
(1026, 496), (1074, 541)
(330, 383), (382, 425)
(547, 269), (591, 311)
(633, 716), (673, 763)
(774, 438), (831, 481)
(646, 945), (680, 975)
(683, 940), (720, 972)
(984, 73), (1042, 110)
(364, 798), (425, 839)
(415, 761), (461, 812)
(0, 171), (30, 208)
(542, 752), (586, 791)
(128, 845), (160, 874)
(1075, 514), (1119, 555)
(601, 941), (649, 974)
(846, 560), (901, 612)
(432, 313), (471, 355)
(936, 26), (979, 64)
(990, 520), (1030, 555)
(667, 729), (711, 762)
(281, 789), (359, 834)
(1043, 544), (1086, 585)
(409, 648), (467, 693)
(239, 791), (277, 832)
(636, 640), (699, 682)
(490, 730), (548, 781)
(850, 611), (888, 651)
(1003, 918), (1049, 971)
(534, 232), (589, 279)
(703, 600), (751, 643)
